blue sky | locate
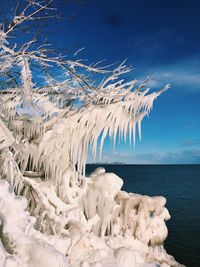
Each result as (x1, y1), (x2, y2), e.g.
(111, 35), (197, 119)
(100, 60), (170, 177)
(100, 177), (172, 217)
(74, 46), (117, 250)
(5, 0), (200, 164)
(52, 0), (200, 164)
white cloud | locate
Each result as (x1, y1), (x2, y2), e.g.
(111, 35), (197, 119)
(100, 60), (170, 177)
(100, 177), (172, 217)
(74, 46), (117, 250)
(135, 54), (200, 93)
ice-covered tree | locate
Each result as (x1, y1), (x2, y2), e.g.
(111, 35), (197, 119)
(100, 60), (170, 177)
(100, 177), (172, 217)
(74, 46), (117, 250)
(0, 1), (184, 267)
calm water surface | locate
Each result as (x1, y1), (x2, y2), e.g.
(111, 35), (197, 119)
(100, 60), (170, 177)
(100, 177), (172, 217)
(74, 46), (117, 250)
(86, 164), (200, 267)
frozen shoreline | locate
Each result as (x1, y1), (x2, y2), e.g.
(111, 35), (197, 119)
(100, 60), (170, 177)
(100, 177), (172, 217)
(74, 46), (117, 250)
(0, 146), (184, 267)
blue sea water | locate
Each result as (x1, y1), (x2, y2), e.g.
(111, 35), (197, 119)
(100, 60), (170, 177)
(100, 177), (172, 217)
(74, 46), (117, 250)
(86, 164), (200, 267)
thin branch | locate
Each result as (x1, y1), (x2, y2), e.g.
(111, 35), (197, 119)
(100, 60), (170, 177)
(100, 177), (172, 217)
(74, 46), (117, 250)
(5, 0), (55, 36)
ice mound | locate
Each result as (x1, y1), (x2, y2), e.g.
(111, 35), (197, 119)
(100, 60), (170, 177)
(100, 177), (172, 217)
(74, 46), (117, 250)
(0, 168), (184, 267)
(0, 180), (68, 267)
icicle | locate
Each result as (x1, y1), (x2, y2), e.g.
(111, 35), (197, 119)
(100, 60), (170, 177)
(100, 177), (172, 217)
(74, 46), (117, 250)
(0, 118), (14, 149)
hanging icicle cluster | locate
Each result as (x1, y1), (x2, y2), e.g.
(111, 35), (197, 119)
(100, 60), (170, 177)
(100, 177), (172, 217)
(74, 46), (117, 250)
(29, 81), (170, 181)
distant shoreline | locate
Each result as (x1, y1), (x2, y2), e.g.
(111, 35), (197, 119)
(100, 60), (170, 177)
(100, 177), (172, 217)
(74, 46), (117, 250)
(86, 163), (200, 166)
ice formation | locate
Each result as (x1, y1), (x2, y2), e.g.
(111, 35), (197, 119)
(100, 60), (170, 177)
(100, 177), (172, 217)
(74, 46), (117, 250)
(0, 1), (185, 265)
(0, 116), (184, 267)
